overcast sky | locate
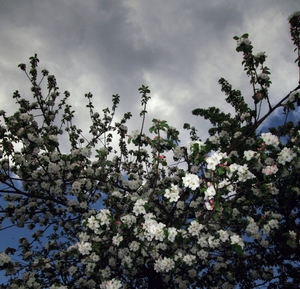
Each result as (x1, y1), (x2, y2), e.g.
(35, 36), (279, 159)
(0, 0), (300, 145)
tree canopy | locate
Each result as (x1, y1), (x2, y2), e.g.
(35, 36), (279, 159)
(1, 11), (300, 289)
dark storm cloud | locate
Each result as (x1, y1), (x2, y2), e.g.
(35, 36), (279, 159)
(0, 0), (300, 143)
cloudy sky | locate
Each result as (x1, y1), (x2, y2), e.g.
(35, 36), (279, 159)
(1, 0), (300, 146)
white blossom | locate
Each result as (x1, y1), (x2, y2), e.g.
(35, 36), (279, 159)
(133, 199), (147, 216)
(277, 147), (297, 165)
(77, 242), (92, 255)
(182, 254), (196, 266)
(206, 152), (227, 170)
(260, 132), (279, 148)
(230, 234), (244, 248)
(188, 220), (204, 236)
(168, 227), (178, 242)
(164, 184), (180, 202)
(187, 140), (205, 155)
(0, 252), (10, 266)
(101, 278), (122, 289)
(154, 257), (175, 273)
(112, 233), (123, 246)
(236, 37), (251, 47)
(244, 150), (257, 161)
(182, 173), (200, 190)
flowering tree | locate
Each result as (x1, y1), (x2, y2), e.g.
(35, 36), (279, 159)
(1, 12), (300, 289)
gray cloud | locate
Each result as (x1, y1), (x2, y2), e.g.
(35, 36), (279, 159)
(0, 0), (299, 145)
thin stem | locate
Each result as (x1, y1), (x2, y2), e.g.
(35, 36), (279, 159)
(298, 48), (300, 85)
(226, 84), (300, 154)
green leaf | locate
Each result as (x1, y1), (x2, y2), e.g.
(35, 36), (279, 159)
(183, 123), (190, 129)
(217, 167), (225, 175)
(234, 244), (243, 256)
(286, 239), (295, 247)
(214, 202), (221, 212)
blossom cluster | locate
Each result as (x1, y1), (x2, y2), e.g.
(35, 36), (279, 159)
(0, 252), (10, 266)
(2, 20), (300, 288)
(236, 37), (251, 48)
(164, 184), (181, 202)
(68, 125), (300, 287)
